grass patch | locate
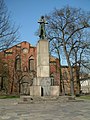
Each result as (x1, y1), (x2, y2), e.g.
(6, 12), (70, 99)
(78, 95), (90, 100)
(0, 95), (20, 99)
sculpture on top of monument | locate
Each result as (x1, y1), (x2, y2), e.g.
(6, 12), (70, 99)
(38, 16), (48, 39)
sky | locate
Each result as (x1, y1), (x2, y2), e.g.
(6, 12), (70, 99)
(5, 0), (90, 46)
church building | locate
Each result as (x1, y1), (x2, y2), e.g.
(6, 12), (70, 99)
(0, 41), (79, 95)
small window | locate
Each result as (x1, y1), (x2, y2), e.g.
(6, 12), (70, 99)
(0, 76), (7, 90)
(50, 61), (56, 66)
(22, 48), (28, 54)
(23, 66), (27, 72)
(15, 55), (21, 71)
(29, 56), (34, 71)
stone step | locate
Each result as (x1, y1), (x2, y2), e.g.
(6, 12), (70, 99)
(19, 95), (72, 104)
(19, 95), (84, 104)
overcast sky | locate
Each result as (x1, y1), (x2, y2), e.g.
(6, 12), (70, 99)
(5, 0), (90, 46)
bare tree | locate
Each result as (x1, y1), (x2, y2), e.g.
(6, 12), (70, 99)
(0, 0), (19, 51)
(0, 54), (9, 93)
(49, 38), (65, 94)
(45, 6), (90, 96)
(70, 31), (90, 94)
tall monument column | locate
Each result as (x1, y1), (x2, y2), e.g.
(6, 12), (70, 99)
(36, 16), (51, 96)
(37, 16), (49, 78)
(37, 39), (50, 77)
(30, 16), (59, 96)
(32, 16), (51, 96)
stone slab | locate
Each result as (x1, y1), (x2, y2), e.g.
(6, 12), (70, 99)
(30, 86), (41, 96)
(50, 86), (59, 96)
(37, 39), (50, 77)
(33, 77), (51, 86)
(20, 96), (33, 103)
(37, 66), (49, 77)
(33, 77), (51, 96)
(37, 39), (49, 54)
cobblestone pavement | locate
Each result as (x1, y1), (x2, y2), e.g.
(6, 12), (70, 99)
(0, 98), (90, 120)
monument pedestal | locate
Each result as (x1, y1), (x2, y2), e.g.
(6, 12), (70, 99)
(32, 77), (51, 96)
(30, 78), (59, 96)
(37, 39), (50, 77)
(30, 86), (41, 96)
(30, 39), (59, 96)
(36, 39), (51, 96)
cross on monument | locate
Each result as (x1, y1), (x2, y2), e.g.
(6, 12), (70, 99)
(38, 16), (48, 39)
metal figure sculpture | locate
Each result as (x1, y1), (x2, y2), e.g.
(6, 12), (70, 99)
(38, 16), (48, 39)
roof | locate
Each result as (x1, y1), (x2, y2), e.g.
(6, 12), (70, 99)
(2, 41), (36, 52)
(50, 56), (56, 62)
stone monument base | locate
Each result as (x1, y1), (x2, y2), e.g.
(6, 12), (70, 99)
(30, 77), (59, 96)
(50, 86), (59, 96)
(30, 86), (41, 96)
(33, 77), (51, 96)
(30, 85), (59, 96)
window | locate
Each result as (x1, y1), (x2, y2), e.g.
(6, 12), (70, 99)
(22, 48), (28, 54)
(15, 55), (21, 71)
(29, 56), (34, 71)
(16, 44), (21, 48)
(4, 49), (13, 57)
(50, 61), (56, 66)
(0, 76), (7, 90)
(23, 66), (27, 72)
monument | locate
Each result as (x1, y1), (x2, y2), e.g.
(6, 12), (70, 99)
(30, 16), (59, 96)
(37, 16), (49, 78)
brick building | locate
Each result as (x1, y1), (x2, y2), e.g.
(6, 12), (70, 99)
(0, 41), (79, 95)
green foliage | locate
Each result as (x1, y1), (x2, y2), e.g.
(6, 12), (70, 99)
(79, 95), (90, 100)
(0, 95), (20, 99)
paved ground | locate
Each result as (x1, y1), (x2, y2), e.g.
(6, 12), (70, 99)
(0, 98), (90, 120)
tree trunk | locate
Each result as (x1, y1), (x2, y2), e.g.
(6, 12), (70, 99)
(63, 45), (74, 96)
(58, 56), (62, 95)
(57, 49), (63, 95)
(75, 65), (80, 95)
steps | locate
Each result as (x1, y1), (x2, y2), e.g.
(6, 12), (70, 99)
(19, 96), (71, 104)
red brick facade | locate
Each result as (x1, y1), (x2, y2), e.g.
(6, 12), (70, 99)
(0, 41), (79, 95)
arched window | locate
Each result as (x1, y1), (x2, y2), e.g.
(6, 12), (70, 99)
(15, 55), (21, 71)
(0, 76), (7, 90)
(29, 56), (34, 71)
